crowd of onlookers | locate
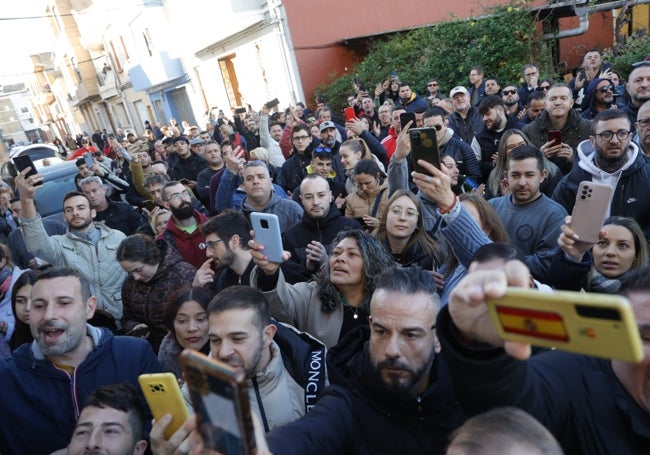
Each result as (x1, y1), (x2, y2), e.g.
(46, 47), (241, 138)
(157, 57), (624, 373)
(0, 48), (648, 454)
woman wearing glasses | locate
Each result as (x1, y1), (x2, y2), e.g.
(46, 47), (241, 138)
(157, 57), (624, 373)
(372, 189), (442, 270)
(116, 234), (197, 352)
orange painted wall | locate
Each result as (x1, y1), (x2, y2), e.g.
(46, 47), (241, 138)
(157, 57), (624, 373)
(281, 0), (608, 104)
(558, 11), (614, 70)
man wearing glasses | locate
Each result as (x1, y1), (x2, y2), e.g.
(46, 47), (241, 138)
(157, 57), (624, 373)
(552, 109), (650, 236)
(425, 78), (444, 107)
(502, 84), (524, 117)
(581, 78), (617, 120)
(157, 181), (208, 268)
(517, 64), (539, 106)
(624, 61), (650, 129)
(278, 124), (321, 193)
(635, 101), (650, 158)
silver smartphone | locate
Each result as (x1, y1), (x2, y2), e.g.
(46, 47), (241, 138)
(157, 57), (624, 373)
(250, 212), (283, 263)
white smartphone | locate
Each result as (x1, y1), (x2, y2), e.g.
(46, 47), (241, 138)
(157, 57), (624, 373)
(570, 181), (613, 244)
(250, 212), (284, 263)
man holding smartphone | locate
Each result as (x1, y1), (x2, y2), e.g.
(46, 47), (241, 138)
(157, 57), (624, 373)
(523, 84), (592, 174)
(552, 109), (650, 236)
(438, 259), (650, 454)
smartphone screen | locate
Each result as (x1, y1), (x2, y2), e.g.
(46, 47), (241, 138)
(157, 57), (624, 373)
(181, 350), (255, 455)
(344, 107), (356, 122)
(13, 155), (43, 186)
(410, 127), (440, 175)
(548, 130), (562, 146)
(83, 152), (94, 167)
(400, 112), (416, 130)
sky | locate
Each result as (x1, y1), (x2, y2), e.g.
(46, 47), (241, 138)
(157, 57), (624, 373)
(0, 1), (51, 84)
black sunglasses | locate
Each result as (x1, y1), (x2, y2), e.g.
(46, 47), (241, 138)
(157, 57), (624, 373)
(502, 89), (517, 95)
(596, 85), (614, 94)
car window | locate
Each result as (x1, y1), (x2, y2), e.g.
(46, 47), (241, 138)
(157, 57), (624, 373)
(34, 168), (78, 218)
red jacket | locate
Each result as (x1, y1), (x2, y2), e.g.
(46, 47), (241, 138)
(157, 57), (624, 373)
(156, 209), (208, 269)
(381, 126), (398, 161)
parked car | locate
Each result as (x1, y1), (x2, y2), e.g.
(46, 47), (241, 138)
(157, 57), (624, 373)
(32, 161), (79, 221)
(2, 143), (64, 188)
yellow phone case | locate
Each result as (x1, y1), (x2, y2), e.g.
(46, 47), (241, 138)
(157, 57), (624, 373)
(486, 288), (643, 363)
(138, 373), (189, 440)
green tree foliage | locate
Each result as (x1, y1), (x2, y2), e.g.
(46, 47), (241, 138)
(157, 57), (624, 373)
(320, 2), (549, 111)
(603, 30), (650, 79)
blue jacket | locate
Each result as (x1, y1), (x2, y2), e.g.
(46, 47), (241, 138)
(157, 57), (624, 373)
(0, 325), (163, 454)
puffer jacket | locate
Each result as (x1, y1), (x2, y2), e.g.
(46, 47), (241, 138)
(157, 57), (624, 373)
(21, 215), (126, 320)
(121, 240), (196, 351)
(344, 180), (389, 220)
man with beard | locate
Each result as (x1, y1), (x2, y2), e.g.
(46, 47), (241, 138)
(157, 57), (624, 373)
(278, 124), (321, 193)
(157, 181), (208, 269)
(635, 100), (650, 158)
(260, 104), (287, 168)
(0, 268), (162, 454)
(66, 383), (148, 455)
(196, 140), (224, 206)
(553, 109), (650, 237)
(472, 95), (520, 182)
(80, 176), (146, 235)
(502, 84), (524, 117)
(624, 61), (650, 129)
(16, 170), (127, 325)
(581, 78), (617, 120)
(192, 210), (256, 292)
(151, 285), (327, 449)
(447, 86), (483, 145)
(167, 135), (208, 197)
(398, 82), (428, 113)
(281, 175), (360, 283)
(489, 145), (567, 282)
(191, 266), (464, 454)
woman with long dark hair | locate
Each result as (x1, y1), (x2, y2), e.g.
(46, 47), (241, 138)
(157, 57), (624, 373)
(117, 234), (196, 352)
(9, 270), (39, 351)
(158, 286), (212, 379)
(373, 189), (443, 270)
(252, 229), (395, 347)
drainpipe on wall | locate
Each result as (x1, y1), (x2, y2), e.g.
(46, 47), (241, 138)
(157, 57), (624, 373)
(541, 0), (648, 40)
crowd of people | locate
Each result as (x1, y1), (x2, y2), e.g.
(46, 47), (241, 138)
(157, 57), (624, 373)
(0, 49), (649, 454)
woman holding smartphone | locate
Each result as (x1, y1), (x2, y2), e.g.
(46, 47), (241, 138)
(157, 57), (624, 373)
(551, 216), (648, 293)
(250, 229), (395, 348)
(345, 159), (389, 231)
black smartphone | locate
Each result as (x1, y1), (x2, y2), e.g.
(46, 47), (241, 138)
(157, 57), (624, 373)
(265, 98), (280, 109)
(548, 130), (562, 146)
(400, 112), (416, 130)
(13, 155), (43, 186)
(234, 107), (247, 115)
(181, 350), (256, 455)
(142, 200), (156, 211)
(179, 178), (190, 185)
(410, 127), (440, 176)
